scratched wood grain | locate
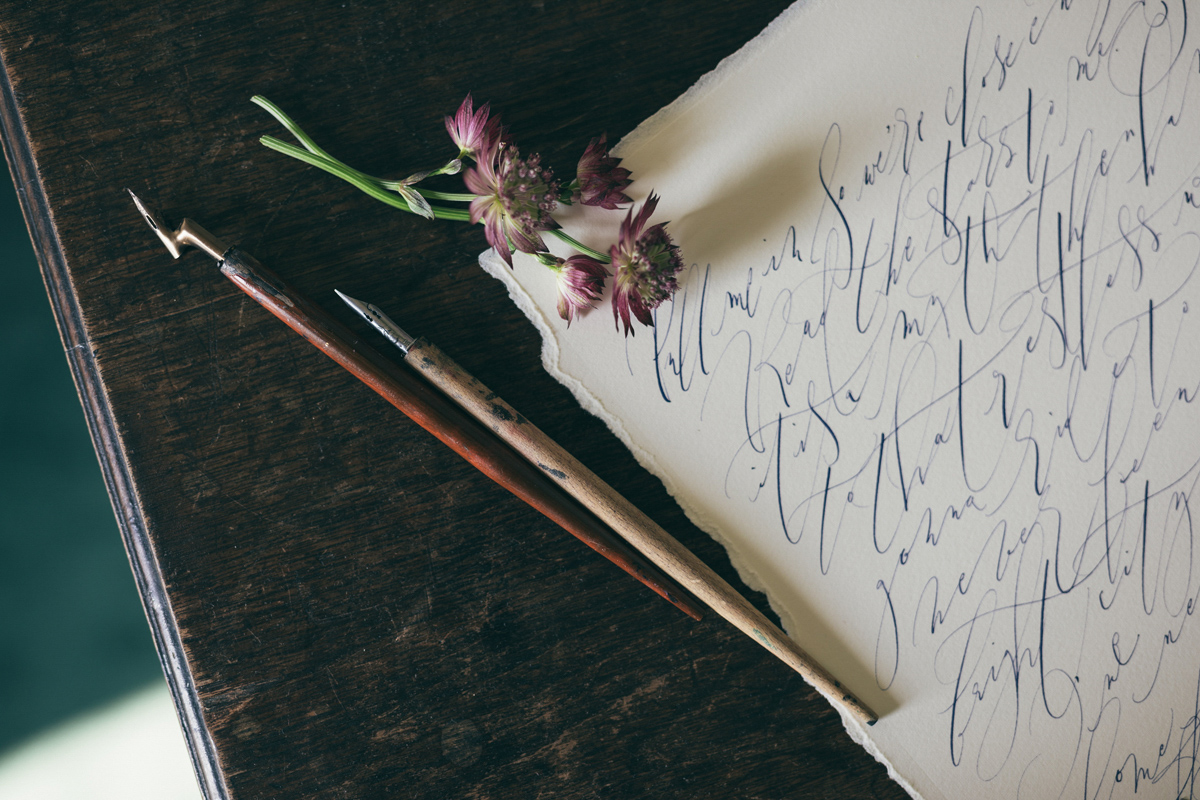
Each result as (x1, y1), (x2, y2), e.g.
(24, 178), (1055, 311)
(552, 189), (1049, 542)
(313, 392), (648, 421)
(0, 1), (910, 797)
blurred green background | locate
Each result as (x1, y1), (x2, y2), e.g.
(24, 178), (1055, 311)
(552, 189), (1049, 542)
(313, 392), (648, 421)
(0, 165), (162, 753)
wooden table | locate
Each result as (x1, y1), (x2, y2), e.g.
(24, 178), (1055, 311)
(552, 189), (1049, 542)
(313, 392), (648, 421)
(0, 2), (908, 797)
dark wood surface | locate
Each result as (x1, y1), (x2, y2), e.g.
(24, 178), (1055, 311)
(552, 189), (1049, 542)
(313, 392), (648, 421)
(0, 2), (910, 797)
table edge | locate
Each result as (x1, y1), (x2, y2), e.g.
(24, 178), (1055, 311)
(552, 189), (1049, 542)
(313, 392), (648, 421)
(0, 46), (230, 800)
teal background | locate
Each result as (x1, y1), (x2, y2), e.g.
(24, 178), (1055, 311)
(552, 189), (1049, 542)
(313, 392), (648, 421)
(0, 167), (162, 752)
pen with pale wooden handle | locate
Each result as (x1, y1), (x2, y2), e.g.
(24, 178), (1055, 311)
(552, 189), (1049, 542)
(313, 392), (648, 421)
(338, 291), (879, 726)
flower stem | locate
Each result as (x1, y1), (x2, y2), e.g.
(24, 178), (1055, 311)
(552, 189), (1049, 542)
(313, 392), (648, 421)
(259, 136), (471, 221)
(253, 95), (448, 190)
(414, 189), (477, 202)
(549, 229), (608, 261)
(252, 96), (343, 166)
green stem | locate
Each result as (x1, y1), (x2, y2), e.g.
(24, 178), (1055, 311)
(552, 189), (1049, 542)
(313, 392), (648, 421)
(253, 95), (457, 190)
(413, 189), (477, 202)
(252, 96), (343, 165)
(259, 136), (471, 221)
(549, 229), (609, 262)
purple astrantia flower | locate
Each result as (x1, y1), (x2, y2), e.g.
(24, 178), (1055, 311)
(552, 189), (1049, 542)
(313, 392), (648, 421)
(574, 135), (632, 209)
(464, 143), (559, 266)
(543, 253), (609, 324)
(445, 94), (502, 160)
(610, 193), (684, 335)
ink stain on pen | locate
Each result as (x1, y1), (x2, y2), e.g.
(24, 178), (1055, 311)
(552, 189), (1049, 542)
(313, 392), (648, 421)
(752, 628), (777, 651)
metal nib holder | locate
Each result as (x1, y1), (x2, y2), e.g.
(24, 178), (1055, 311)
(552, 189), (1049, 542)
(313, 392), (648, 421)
(128, 189), (228, 261)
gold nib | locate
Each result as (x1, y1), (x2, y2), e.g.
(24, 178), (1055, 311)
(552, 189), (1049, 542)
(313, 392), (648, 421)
(127, 189), (229, 261)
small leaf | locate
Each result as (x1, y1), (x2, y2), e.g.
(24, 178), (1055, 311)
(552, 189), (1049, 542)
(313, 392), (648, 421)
(396, 186), (435, 220)
(401, 167), (436, 186)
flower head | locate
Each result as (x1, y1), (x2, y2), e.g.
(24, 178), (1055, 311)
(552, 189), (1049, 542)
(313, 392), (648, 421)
(464, 143), (559, 266)
(574, 135), (633, 209)
(542, 253), (609, 325)
(445, 94), (503, 160)
(609, 193), (684, 335)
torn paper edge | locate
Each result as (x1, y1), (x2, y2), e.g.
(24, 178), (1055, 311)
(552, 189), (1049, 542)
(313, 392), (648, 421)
(478, 247), (925, 800)
(611, 0), (812, 161)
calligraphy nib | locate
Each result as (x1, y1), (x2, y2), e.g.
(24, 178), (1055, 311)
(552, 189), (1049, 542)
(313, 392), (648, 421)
(335, 290), (416, 355)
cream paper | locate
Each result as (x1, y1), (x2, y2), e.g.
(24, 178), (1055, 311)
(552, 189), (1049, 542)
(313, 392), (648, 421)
(481, 2), (1200, 797)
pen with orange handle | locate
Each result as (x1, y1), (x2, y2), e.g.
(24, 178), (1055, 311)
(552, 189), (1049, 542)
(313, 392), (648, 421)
(338, 291), (879, 726)
(128, 190), (704, 621)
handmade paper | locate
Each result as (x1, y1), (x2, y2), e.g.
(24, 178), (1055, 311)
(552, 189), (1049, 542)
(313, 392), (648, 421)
(482, 2), (1200, 797)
